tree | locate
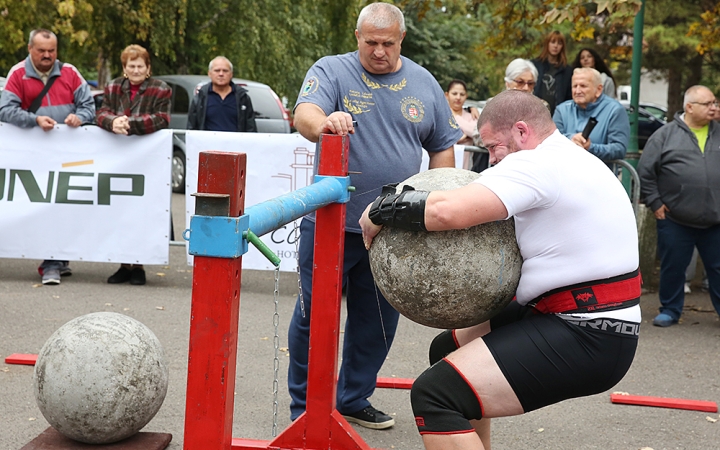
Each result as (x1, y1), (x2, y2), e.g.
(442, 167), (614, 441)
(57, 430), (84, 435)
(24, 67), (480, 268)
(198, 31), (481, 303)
(85, 0), (188, 86)
(3, 0), (717, 117)
(400, 1), (490, 99)
(0, 0), (94, 74)
(642, 0), (716, 119)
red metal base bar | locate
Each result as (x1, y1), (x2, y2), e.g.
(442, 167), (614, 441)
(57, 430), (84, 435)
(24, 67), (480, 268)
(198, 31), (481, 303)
(4, 353), (37, 365)
(376, 377), (414, 389)
(3, 354), (416, 390)
(610, 393), (718, 412)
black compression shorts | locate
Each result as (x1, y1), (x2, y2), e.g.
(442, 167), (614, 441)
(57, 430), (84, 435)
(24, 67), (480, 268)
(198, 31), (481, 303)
(486, 301), (639, 412)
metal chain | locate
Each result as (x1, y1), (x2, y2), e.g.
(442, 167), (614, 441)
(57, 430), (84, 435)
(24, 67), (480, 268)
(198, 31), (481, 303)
(272, 265), (281, 437)
(373, 282), (390, 353)
(293, 219), (306, 318)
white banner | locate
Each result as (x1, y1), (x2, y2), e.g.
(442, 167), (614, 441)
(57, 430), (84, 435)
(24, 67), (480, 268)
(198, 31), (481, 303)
(0, 123), (172, 264)
(185, 132), (466, 271)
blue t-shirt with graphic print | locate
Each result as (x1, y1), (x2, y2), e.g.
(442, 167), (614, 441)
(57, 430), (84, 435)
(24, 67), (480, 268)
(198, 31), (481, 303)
(295, 51), (462, 233)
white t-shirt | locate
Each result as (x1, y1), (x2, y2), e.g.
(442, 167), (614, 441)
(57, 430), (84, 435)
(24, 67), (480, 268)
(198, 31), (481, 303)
(475, 131), (638, 315)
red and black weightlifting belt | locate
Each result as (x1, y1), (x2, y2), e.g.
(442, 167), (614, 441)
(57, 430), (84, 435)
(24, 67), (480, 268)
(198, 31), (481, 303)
(527, 269), (642, 314)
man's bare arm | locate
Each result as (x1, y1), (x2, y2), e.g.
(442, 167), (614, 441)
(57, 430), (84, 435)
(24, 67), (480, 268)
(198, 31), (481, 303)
(359, 182), (508, 248)
(428, 146), (455, 169)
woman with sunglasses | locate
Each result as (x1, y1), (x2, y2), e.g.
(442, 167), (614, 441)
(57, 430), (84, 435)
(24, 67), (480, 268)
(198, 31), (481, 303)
(504, 59), (538, 93)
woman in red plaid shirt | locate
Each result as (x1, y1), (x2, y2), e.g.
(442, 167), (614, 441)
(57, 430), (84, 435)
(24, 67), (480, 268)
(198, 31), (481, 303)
(96, 44), (172, 285)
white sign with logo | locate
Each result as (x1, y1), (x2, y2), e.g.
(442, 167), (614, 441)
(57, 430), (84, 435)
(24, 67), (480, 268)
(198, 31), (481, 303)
(0, 124), (172, 264)
(184, 131), (466, 271)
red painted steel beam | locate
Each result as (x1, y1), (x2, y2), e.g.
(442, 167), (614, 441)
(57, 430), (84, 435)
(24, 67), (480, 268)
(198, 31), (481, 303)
(376, 377), (414, 390)
(230, 438), (269, 449)
(2, 360), (415, 390)
(266, 134), (374, 450)
(4, 354), (38, 365)
(183, 151), (247, 450)
(610, 393), (718, 412)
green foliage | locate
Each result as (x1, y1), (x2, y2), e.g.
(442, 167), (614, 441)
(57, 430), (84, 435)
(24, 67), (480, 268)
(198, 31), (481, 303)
(0, 0), (94, 72)
(400, 1), (490, 99)
(1, 0), (717, 113)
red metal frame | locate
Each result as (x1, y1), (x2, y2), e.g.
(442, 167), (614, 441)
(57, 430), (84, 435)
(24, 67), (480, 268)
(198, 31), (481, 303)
(184, 136), (378, 450)
(259, 134), (373, 450)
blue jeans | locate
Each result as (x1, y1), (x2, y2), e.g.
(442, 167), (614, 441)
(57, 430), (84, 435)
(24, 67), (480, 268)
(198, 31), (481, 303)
(287, 219), (399, 419)
(656, 219), (720, 320)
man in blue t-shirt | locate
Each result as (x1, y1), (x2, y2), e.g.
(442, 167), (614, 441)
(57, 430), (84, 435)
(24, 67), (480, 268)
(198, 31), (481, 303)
(288, 1), (462, 430)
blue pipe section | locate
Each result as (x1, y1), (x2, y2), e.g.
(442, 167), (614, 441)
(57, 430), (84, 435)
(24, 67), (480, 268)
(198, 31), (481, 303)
(245, 176), (350, 238)
(186, 175), (351, 259)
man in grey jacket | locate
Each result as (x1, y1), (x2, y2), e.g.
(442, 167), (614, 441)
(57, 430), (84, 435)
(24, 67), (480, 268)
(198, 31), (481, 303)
(638, 85), (720, 327)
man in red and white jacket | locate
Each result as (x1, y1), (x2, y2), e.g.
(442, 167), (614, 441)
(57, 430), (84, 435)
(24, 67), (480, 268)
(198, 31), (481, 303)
(0, 28), (95, 285)
(0, 29), (95, 130)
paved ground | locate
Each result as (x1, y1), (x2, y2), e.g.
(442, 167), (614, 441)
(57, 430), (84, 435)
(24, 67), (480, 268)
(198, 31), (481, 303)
(2, 195), (720, 449)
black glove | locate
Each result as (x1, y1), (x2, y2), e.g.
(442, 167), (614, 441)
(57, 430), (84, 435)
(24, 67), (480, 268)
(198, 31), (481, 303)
(368, 185), (429, 231)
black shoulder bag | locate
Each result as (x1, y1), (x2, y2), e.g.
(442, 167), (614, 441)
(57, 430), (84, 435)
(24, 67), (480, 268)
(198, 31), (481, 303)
(28, 62), (64, 114)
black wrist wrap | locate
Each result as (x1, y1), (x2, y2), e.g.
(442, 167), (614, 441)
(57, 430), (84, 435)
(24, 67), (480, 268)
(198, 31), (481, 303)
(368, 187), (429, 231)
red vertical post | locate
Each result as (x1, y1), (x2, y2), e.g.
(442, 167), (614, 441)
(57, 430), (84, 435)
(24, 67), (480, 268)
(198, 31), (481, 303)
(267, 134), (372, 449)
(184, 151), (246, 450)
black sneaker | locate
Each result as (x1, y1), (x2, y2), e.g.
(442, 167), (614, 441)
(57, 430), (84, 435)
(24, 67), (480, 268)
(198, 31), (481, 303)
(108, 266), (132, 284)
(342, 405), (395, 430)
(59, 262), (72, 277)
(129, 267), (146, 285)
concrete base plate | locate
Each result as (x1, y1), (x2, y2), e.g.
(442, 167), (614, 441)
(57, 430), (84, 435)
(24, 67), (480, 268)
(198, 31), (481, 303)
(21, 428), (172, 449)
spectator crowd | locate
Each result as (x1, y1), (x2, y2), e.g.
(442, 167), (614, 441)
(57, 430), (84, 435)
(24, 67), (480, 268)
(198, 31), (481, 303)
(1, 8), (720, 450)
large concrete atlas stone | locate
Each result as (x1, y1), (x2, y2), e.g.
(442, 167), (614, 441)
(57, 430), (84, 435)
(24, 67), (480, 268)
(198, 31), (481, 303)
(369, 168), (522, 329)
(33, 312), (169, 444)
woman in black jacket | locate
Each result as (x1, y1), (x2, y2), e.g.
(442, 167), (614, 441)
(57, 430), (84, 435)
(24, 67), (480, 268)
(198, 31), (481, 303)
(532, 31), (573, 115)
